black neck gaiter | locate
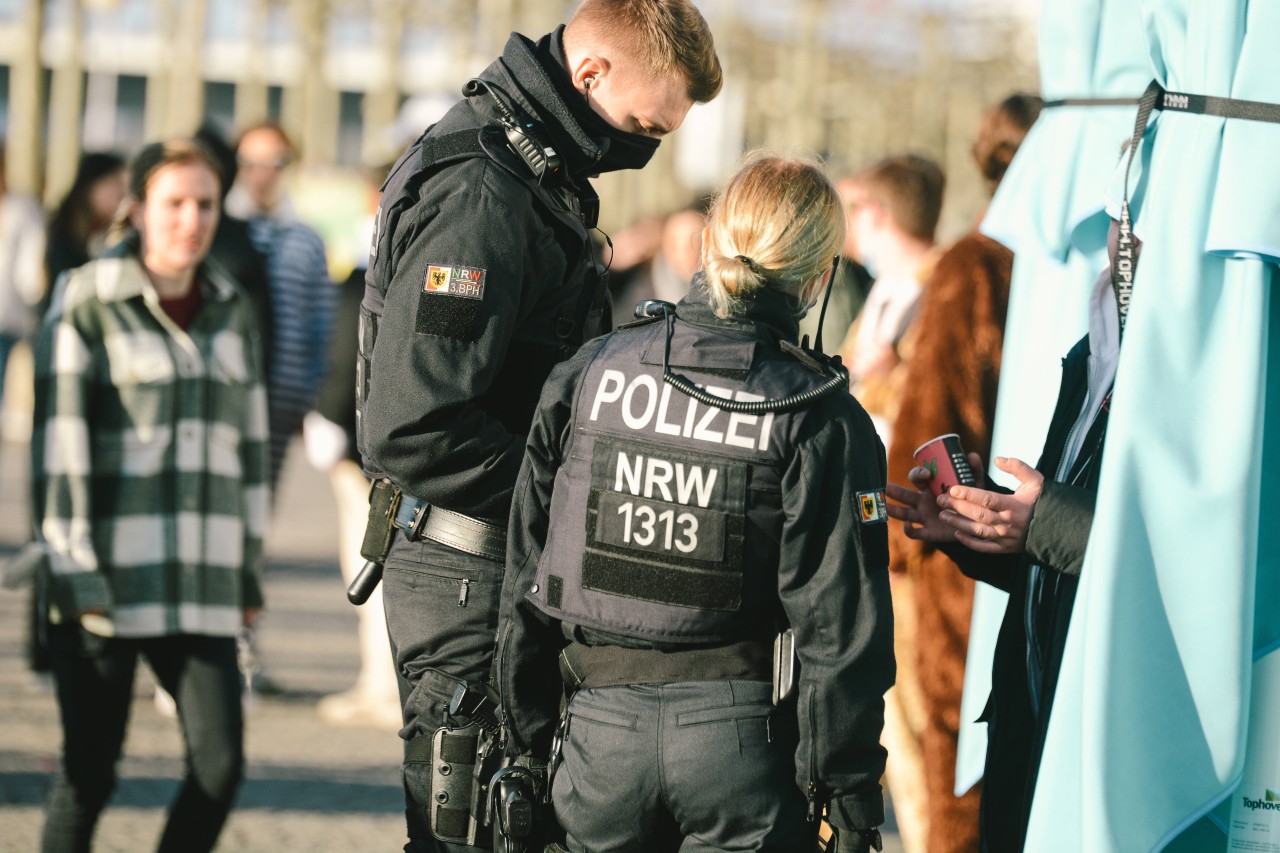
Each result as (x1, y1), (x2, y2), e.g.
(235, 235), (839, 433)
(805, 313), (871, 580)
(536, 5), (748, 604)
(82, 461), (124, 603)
(540, 29), (662, 174)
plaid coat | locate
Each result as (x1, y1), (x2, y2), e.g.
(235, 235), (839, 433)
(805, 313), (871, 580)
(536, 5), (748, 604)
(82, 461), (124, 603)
(32, 254), (270, 638)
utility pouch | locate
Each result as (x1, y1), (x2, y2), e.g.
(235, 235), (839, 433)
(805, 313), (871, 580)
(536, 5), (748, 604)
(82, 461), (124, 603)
(773, 628), (797, 706)
(360, 478), (401, 563)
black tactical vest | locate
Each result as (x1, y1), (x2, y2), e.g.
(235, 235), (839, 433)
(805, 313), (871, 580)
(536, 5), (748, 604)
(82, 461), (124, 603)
(526, 309), (837, 646)
(356, 123), (607, 482)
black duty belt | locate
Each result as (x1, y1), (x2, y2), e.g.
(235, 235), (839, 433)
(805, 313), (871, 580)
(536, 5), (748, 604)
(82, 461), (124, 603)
(558, 639), (772, 691)
(393, 496), (507, 563)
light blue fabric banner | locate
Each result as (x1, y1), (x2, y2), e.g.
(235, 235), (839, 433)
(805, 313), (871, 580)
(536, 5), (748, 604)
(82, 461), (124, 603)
(1024, 1), (1280, 851)
(957, 0), (1150, 797)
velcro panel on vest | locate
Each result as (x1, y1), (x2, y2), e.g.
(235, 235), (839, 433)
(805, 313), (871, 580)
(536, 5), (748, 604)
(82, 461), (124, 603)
(559, 639), (772, 689)
(581, 437), (748, 612)
(416, 283), (486, 340)
(546, 575), (564, 609)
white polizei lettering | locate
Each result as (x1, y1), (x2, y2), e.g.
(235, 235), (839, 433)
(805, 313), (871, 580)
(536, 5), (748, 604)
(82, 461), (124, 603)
(645, 458), (674, 501)
(654, 383), (682, 436)
(676, 464), (718, 508)
(622, 374), (659, 429)
(591, 370), (626, 421)
(758, 412), (776, 451)
(725, 410), (758, 449)
(692, 387), (730, 443)
(615, 452), (642, 495)
(682, 397), (698, 437)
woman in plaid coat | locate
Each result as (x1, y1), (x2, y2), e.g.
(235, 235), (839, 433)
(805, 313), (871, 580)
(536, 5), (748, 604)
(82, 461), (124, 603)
(32, 137), (270, 853)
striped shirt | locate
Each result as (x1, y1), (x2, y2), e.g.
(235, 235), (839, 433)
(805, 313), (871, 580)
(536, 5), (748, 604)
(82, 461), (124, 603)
(32, 255), (270, 638)
(245, 217), (335, 488)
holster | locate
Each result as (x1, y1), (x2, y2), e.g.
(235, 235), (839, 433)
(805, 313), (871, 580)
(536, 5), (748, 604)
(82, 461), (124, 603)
(428, 719), (490, 847)
(360, 478), (400, 563)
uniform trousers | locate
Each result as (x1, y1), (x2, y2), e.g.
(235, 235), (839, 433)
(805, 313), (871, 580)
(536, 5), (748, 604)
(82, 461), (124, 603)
(42, 624), (243, 853)
(553, 680), (816, 853)
(382, 533), (504, 853)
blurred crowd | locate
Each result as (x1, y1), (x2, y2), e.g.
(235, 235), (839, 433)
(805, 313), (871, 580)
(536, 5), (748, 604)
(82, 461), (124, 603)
(0, 86), (1042, 853)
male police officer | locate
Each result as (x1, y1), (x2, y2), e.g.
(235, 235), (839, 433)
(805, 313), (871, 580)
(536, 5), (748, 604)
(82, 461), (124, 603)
(357, 2), (721, 850)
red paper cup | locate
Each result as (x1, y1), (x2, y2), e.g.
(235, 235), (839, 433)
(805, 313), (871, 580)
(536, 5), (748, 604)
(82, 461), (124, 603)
(913, 433), (977, 497)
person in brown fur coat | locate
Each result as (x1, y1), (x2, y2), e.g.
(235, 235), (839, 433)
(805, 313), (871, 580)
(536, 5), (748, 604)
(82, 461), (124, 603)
(886, 93), (1042, 853)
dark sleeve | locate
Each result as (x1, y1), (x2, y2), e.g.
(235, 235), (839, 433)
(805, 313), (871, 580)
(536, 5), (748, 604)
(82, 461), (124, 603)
(497, 339), (605, 756)
(362, 161), (545, 517)
(940, 545), (1020, 592)
(316, 269), (363, 441)
(1024, 479), (1096, 576)
(779, 402), (894, 831)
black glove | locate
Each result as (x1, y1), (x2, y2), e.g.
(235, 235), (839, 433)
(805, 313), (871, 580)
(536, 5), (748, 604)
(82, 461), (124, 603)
(830, 826), (883, 853)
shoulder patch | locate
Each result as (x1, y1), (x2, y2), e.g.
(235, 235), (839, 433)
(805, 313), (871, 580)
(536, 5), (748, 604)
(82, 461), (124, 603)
(424, 264), (487, 300)
(857, 489), (888, 525)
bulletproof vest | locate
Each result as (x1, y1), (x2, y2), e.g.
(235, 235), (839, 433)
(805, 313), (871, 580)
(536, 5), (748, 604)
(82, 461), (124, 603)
(356, 124), (607, 480)
(526, 313), (834, 646)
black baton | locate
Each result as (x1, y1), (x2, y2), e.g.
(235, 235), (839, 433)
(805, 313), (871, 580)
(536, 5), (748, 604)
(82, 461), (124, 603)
(347, 560), (384, 605)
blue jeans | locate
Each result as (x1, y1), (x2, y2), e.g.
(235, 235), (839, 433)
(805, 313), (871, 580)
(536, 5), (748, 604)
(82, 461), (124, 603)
(42, 625), (244, 853)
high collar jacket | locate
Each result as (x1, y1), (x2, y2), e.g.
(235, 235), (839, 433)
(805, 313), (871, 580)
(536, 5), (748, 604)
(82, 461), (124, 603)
(357, 30), (613, 520)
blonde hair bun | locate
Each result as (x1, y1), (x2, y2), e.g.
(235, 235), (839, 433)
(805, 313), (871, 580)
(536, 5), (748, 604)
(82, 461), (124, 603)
(701, 153), (844, 319)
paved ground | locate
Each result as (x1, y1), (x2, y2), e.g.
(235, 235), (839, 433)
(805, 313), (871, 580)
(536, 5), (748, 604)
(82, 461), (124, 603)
(0, 428), (904, 853)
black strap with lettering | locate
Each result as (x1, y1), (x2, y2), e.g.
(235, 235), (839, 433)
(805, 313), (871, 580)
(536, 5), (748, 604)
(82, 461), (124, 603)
(1116, 80), (1280, 341)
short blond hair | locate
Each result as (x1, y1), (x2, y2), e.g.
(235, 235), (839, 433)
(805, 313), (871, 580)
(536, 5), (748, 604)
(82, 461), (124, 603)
(702, 154), (845, 319)
(567, 0), (722, 103)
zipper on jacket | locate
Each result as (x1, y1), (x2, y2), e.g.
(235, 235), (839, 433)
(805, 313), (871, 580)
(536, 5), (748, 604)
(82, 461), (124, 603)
(458, 579), (470, 607)
(806, 684), (818, 822)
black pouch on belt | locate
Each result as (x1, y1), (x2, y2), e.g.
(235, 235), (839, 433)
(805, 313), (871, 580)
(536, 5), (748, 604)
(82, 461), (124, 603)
(360, 478), (401, 563)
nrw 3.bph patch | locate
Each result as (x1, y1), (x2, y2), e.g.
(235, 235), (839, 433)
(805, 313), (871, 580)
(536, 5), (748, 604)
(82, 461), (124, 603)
(857, 489), (888, 525)
(423, 264), (487, 300)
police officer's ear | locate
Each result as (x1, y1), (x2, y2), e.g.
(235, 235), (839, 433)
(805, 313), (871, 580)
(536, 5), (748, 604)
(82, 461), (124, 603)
(568, 55), (610, 97)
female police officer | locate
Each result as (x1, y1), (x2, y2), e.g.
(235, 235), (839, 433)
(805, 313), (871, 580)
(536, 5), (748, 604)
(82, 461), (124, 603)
(497, 154), (894, 852)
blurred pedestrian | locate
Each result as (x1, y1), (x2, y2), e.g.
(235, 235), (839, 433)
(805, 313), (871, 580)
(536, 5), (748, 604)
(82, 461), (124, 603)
(224, 121), (334, 698)
(44, 151), (127, 298)
(32, 137), (269, 853)
(885, 93), (1042, 853)
(499, 154), (893, 853)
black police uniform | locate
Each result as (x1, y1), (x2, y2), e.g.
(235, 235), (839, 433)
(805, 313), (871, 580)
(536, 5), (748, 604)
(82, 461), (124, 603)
(498, 279), (896, 851)
(357, 27), (653, 853)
